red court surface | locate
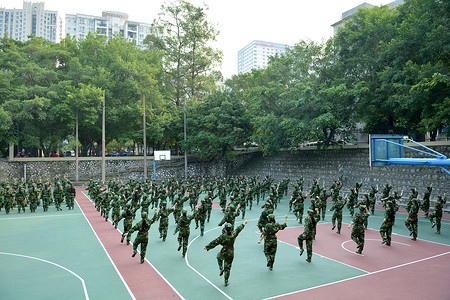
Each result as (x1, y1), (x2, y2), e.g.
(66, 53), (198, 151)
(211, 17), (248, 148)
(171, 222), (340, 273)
(274, 224), (450, 300)
(76, 189), (181, 300)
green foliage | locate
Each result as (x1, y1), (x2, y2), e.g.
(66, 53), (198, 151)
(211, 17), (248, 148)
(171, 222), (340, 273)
(186, 91), (251, 159)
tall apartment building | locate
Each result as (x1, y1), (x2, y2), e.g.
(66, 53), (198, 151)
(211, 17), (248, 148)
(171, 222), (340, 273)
(0, 1), (62, 43)
(65, 11), (151, 45)
(237, 40), (288, 75)
(331, 0), (405, 35)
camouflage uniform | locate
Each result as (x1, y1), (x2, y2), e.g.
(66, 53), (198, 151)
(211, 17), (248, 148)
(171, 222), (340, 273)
(298, 209), (315, 262)
(420, 185), (432, 216)
(261, 215), (287, 270)
(129, 211), (158, 263)
(119, 205), (134, 245)
(429, 195), (447, 234)
(195, 201), (208, 236)
(157, 204), (174, 241)
(405, 199), (419, 240)
(174, 210), (195, 257)
(205, 222), (246, 286)
(380, 201), (395, 246)
(218, 205), (240, 229)
(329, 197), (345, 234)
(350, 205), (369, 254)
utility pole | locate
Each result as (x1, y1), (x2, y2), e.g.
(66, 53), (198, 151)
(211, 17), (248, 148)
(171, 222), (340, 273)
(184, 96), (188, 179)
(75, 110), (79, 182)
(143, 94), (147, 179)
(102, 91), (106, 183)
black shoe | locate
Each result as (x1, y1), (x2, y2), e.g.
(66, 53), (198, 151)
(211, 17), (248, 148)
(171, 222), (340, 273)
(337, 231), (340, 234)
(299, 249), (304, 256)
(224, 280), (229, 286)
(121, 236), (124, 243)
(132, 251), (137, 257)
(140, 257), (144, 264)
(126, 240), (130, 245)
(177, 245), (181, 251)
(219, 270), (224, 276)
(332, 225), (336, 230)
(432, 222), (436, 228)
(306, 258), (311, 263)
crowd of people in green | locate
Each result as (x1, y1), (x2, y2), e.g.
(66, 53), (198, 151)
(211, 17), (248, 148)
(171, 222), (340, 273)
(0, 176), (76, 214)
(0, 174), (446, 287)
(85, 175), (446, 286)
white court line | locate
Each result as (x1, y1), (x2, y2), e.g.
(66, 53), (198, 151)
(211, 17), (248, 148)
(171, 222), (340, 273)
(184, 219), (257, 300)
(75, 196), (136, 300)
(0, 213), (82, 221)
(81, 191), (184, 300)
(341, 238), (410, 257)
(264, 251), (450, 300)
(0, 251), (89, 300)
(277, 239), (369, 273)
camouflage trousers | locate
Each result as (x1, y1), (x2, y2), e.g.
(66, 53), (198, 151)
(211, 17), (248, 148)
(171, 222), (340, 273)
(263, 237), (278, 269)
(331, 213), (343, 233)
(380, 220), (393, 245)
(217, 251), (234, 281)
(297, 233), (313, 261)
(351, 226), (365, 253)
(133, 233), (149, 259)
(405, 217), (418, 239)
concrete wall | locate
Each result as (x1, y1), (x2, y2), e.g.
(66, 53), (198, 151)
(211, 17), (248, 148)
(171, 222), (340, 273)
(1, 143), (448, 208)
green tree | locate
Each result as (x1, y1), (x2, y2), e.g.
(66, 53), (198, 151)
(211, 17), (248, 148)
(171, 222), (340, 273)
(145, 0), (222, 106)
(186, 91), (251, 160)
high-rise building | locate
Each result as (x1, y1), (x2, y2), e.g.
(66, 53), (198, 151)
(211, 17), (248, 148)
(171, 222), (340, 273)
(0, 1), (62, 43)
(237, 40), (288, 75)
(331, 0), (405, 35)
(65, 11), (151, 45)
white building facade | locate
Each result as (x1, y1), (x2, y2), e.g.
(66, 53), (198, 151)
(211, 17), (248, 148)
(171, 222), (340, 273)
(0, 1), (62, 43)
(65, 11), (151, 45)
(331, 0), (405, 35)
(237, 40), (288, 75)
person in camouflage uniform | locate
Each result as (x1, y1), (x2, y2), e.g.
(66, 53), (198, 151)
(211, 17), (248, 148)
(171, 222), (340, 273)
(298, 209), (316, 262)
(257, 201), (273, 233)
(41, 181), (52, 212)
(204, 220), (248, 286)
(405, 198), (420, 240)
(174, 209), (195, 258)
(3, 187), (14, 214)
(420, 184), (432, 217)
(429, 194), (447, 234)
(368, 185), (378, 215)
(119, 203), (134, 245)
(129, 209), (158, 264)
(329, 195), (346, 234)
(195, 199), (208, 236)
(258, 214), (287, 270)
(219, 203), (240, 229)
(157, 202), (174, 241)
(380, 200), (395, 246)
(15, 185), (27, 213)
(346, 188), (357, 217)
(292, 192), (305, 224)
(348, 204), (370, 254)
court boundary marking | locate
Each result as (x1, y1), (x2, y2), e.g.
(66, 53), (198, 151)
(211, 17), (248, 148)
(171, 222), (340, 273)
(81, 191), (184, 300)
(75, 196), (136, 300)
(0, 251), (89, 300)
(263, 250), (450, 300)
(0, 213), (82, 221)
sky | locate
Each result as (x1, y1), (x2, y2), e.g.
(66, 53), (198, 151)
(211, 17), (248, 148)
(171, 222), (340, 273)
(1, 0), (392, 79)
